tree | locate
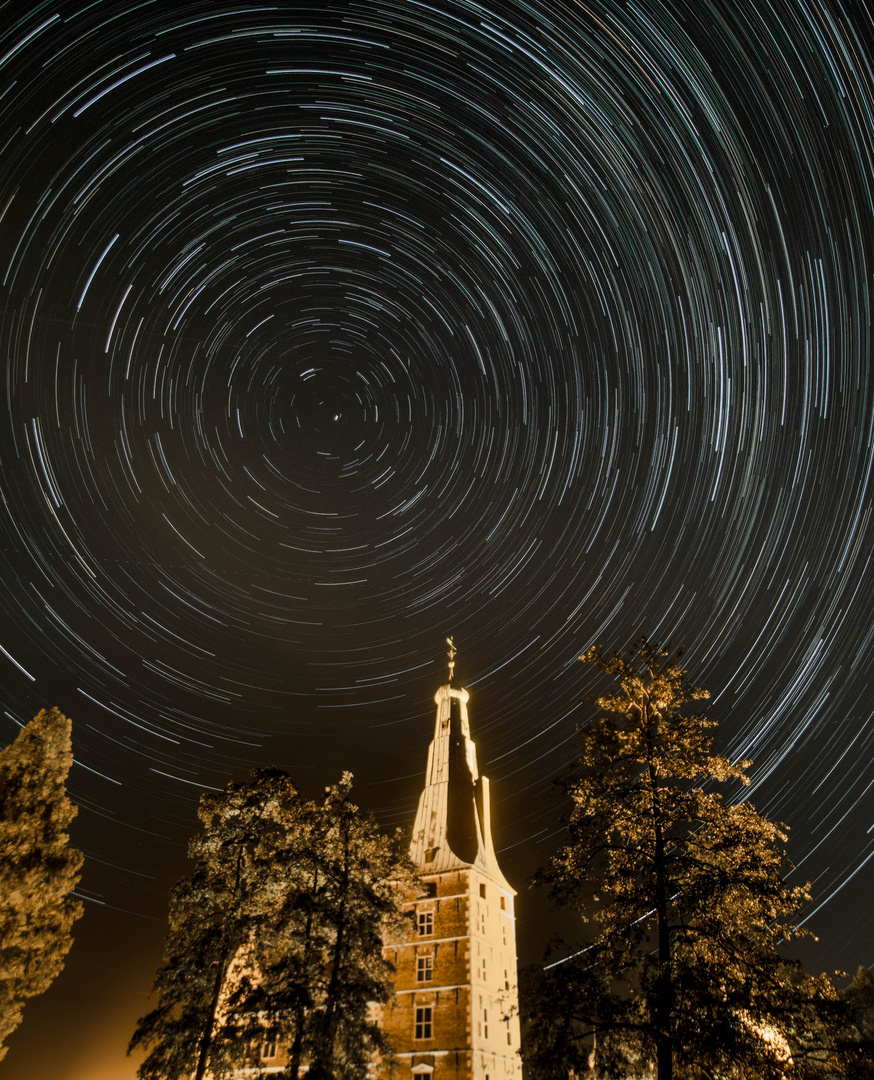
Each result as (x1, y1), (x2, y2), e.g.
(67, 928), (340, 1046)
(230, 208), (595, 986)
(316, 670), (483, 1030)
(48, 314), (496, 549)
(231, 773), (414, 1080)
(130, 768), (300, 1080)
(835, 965), (874, 1077)
(130, 769), (414, 1080)
(524, 640), (842, 1080)
(298, 774), (413, 1080)
(787, 964), (874, 1079)
(0, 707), (83, 1060)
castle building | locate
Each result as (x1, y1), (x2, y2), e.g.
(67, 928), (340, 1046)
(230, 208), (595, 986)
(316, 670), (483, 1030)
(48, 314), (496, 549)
(379, 653), (522, 1080)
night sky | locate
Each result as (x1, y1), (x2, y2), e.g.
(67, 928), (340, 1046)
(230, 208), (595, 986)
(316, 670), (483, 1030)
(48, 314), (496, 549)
(1, 0), (872, 1076)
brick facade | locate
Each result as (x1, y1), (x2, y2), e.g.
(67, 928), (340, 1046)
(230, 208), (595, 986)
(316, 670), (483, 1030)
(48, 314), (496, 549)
(226, 677), (522, 1080)
(377, 682), (522, 1080)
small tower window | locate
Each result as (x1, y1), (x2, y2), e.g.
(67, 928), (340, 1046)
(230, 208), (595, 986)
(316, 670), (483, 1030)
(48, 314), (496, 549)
(479, 883), (487, 899)
(415, 1006), (433, 1040)
(261, 1042), (277, 1059)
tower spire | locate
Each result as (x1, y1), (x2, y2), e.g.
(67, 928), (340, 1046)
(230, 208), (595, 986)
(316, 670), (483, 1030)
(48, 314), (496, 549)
(408, 649), (512, 890)
(446, 635), (457, 684)
(379, 650), (522, 1080)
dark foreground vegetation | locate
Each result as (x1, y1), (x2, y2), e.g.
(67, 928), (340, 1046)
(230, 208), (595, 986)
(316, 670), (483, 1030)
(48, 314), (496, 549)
(522, 641), (874, 1080)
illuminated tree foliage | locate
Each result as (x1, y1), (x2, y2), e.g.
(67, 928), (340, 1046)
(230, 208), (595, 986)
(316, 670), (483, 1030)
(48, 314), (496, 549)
(0, 707), (83, 1060)
(130, 769), (298, 1080)
(837, 966), (874, 1077)
(129, 769), (413, 1080)
(789, 965), (874, 1080)
(524, 641), (848, 1080)
(282, 774), (414, 1080)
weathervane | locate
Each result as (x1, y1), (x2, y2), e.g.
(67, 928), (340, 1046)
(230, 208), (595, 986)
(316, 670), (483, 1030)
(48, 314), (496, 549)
(446, 636), (457, 684)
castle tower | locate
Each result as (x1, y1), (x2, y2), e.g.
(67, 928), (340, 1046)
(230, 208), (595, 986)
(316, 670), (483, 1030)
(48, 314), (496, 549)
(381, 645), (522, 1080)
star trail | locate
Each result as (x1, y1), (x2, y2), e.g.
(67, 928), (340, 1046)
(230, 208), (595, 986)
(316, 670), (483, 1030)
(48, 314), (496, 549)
(0, 1), (872, 1075)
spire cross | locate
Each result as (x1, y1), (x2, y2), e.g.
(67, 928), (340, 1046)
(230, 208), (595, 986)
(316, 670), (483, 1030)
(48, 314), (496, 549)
(446, 636), (457, 683)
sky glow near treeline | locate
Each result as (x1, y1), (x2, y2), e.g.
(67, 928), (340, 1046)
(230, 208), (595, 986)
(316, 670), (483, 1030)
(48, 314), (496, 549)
(0, 0), (873, 1073)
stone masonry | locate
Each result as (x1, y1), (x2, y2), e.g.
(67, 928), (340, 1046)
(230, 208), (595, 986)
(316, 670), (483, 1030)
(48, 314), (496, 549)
(377, 681), (522, 1080)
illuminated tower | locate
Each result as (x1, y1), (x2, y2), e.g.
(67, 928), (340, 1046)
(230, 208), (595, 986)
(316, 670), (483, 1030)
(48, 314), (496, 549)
(380, 641), (522, 1080)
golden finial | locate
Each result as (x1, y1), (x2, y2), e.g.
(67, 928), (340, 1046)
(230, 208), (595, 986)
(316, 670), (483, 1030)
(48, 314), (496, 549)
(446, 636), (457, 683)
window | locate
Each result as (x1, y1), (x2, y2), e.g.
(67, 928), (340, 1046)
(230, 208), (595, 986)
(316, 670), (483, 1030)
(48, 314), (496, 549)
(421, 881), (437, 898)
(261, 1042), (277, 1059)
(479, 883), (487, 898)
(417, 910), (433, 936)
(417, 954), (433, 982)
(415, 1006), (433, 1040)
(500, 896), (506, 910)
(483, 1007), (489, 1039)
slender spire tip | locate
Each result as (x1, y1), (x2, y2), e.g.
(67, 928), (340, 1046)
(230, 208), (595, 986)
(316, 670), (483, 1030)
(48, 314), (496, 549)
(446, 636), (457, 684)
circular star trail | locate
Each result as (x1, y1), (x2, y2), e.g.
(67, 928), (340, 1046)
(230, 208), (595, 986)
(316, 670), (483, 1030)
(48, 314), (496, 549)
(0, 1), (872, 1073)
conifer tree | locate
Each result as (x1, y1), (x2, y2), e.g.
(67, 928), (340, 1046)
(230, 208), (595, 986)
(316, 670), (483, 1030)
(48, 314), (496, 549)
(233, 773), (414, 1080)
(524, 641), (841, 1080)
(130, 768), (309, 1080)
(0, 707), (83, 1060)
(130, 769), (413, 1080)
(302, 774), (413, 1080)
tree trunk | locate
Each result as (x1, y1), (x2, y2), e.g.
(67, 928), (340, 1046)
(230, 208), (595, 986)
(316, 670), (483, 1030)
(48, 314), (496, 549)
(647, 709), (673, 1080)
(193, 939), (231, 1080)
(289, 866), (319, 1080)
(315, 823), (350, 1076)
(193, 841), (248, 1080)
(652, 807), (673, 1080)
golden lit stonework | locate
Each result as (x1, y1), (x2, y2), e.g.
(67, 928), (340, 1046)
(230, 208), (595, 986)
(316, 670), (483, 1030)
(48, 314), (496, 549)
(377, 674), (522, 1080)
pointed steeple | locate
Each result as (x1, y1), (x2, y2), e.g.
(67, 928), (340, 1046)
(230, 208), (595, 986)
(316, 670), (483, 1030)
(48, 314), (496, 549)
(446, 635), (457, 685)
(409, 644), (513, 891)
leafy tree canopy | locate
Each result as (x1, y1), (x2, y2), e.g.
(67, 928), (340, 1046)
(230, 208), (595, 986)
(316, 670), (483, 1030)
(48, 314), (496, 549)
(130, 768), (414, 1080)
(523, 641), (856, 1080)
(0, 707), (83, 1060)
